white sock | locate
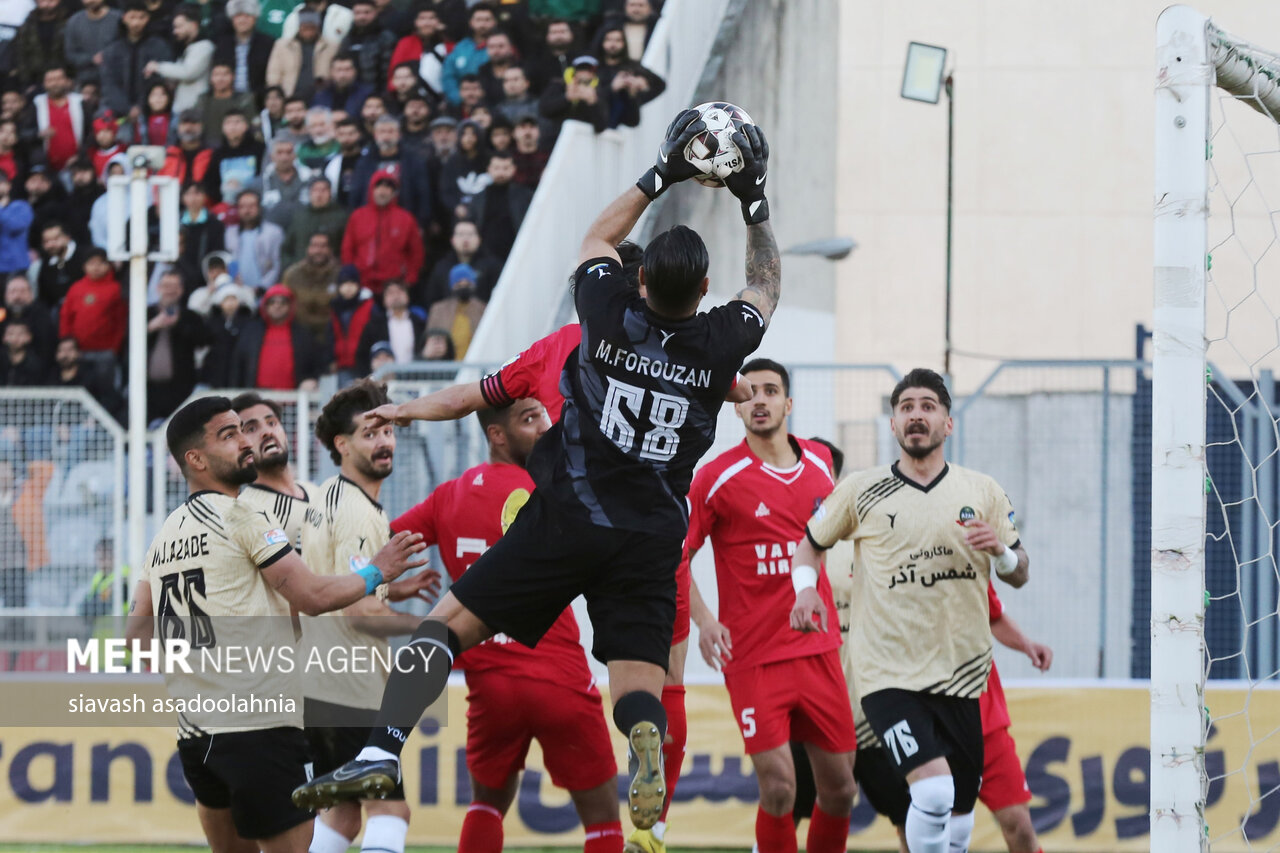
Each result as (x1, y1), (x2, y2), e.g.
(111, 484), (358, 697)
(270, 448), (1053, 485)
(905, 776), (954, 853)
(355, 746), (398, 765)
(360, 814), (408, 853)
(651, 820), (666, 842)
(948, 811), (974, 852)
(309, 818), (352, 853)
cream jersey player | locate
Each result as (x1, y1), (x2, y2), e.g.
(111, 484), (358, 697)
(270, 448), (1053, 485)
(299, 474), (394, 711)
(238, 479), (320, 557)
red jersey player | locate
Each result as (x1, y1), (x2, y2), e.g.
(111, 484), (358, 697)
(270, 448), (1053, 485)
(688, 358), (856, 853)
(364, 242), (749, 853)
(391, 397), (624, 853)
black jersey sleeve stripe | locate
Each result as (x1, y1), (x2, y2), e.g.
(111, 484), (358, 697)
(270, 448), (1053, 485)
(256, 545), (293, 569)
(187, 499), (229, 538)
(805, 526), (832, 552)
(480, 371), (513, 408)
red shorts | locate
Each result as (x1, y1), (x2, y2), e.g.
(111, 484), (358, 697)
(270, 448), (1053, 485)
(979, 726), (1032, 811)
(723, 650), (856, 755)
(672, 558), (690, 645)
(464, 670), (617, 791)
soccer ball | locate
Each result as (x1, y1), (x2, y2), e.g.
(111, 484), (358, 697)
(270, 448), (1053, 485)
(683, 101), (755, 188)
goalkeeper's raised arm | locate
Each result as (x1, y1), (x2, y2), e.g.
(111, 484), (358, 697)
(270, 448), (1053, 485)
(723, 124), (780, 328)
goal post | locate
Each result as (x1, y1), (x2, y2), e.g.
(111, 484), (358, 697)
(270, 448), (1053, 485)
(1153, 7), (1280, 851)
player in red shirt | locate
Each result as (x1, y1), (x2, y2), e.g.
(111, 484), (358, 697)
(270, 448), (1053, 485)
(687, 358), (855, 853)
(391, 397), (624, 853)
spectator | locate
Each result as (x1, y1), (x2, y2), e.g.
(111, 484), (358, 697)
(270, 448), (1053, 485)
(525, 17), (576, 93)
(195, 63), (257, 147)
(146, 269), (212, 421)
(312, 54), (372, 120)
(229, 282), (321, 390)
(422, 217), (500, 305)
(33, 66), (90, 173)
(467, 102), (493, 131)
(0, 119), (28, 182)
(250, 137), (312, 228)
(0, 320), (50, 386)
(204, 108), (264, 204)
(53, 335), (125, 422)
(185, 251), (232, 313)
(256, 0), (297, 39)
(1, 275), (54, 365)
(58, 248), (125, 382)
(511, 114), (546, 187)
(387, 61), (433, 116)
(0, 92), (38, 164)
(159, 109), (212, 185)
(132, 81), (175, 147)
(258, 85), (285, 145)
(467, 152), (530, 264)
(33, 221), (87, 309)
(100, 1), (171, 119)
(610, 0), (657, 61)
(88, 153), (129, 250)
(427, 0), (470, 43)
(368, 339), (396, 373)
(438, 118), (489, 216)
(428, 113), (457, 161)
(341, 0), (397, 91)
(322, 116), (365, 207)
(594, 25), (664, 128)
(87, 111), (125, 178)
(358, 91), (388, 137)
(356, 278), (424, 368)
(139, 0), (176, 43)
(65, 0), (123, 79)
(349, 115), (431, 223)
(388, 5), (451, 101)
(539, 55), (608, 135)
(328, 264), (375, 382)
(179, 182), (225, 270)
(281, 230), (338, 345)
(146, 5), (214, 113)
(527, 0), (599, 23)
(477, 30), (519, 105)
(341, 169), (423, 294)
(213, 0), (275, 100)
(441, 2), (497, 107)
(297, 106), (338, 168)
(66, 159), (103, 244)
(266, 9), (338, 102)
(13, 0), (70, 92)
(371, 0), (410, 40)
(225, 188), (284, 291)
(424, 262), (483, 359)
(283, 175), (347, 269)
(494, 64), (539, 126)
(400, 92), (434, 154)
(419, 327), (454, 360)
(0, 172), (32, 278)
(201, 276), (255, 387)
(280, 0), (352, 45)
(27, 168), (81, 249)
(272, 95), (310, 145)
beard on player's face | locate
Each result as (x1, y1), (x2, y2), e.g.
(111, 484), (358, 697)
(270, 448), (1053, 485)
(210, 445), (259, 486)
(896, 419), (945, 459)
(255, 432), (290, 470)
(352, 445), (394, 480)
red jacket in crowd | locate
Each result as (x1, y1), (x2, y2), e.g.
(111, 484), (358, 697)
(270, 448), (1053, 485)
(341, 169), (424, 294)
(59, 268), (125, 354)
(330, 289), (376, 371)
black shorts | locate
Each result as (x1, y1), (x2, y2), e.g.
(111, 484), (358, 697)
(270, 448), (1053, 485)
(860, 688), (984, 813)
(854, 742), (911, 826)
(449, 489), (682, 668)
(176, 727), (314, 841)
(303, 698), (405, 800)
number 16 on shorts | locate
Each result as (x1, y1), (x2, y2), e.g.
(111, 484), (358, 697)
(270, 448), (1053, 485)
(882, 720), (918, 765)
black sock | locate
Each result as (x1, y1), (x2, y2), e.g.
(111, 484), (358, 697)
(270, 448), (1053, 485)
(365, 620), (459, 756)
(612, 690), (668, 741)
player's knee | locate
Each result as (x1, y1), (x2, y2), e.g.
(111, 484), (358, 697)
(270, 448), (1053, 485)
(816, 773), (857, 814)
(758, 773), (797, 814)
(908, 774), (954, 817)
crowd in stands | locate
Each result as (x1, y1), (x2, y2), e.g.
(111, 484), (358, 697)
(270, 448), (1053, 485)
(0, 0), (668, 427)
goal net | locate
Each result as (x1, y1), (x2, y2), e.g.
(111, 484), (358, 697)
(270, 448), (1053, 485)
(1154, 7), (1280, 851)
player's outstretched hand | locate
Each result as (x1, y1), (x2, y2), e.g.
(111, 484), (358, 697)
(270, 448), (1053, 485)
(636, 108), (707, 199)
(364, 404), (410, 429)
(371, 531), (428, 581)
(697, 618), (733, 671)
(789, 587), (827, 634)
(386, 567), (442, 603)
(724, 125), (769, 224)
(1026, 641), (1053, 672)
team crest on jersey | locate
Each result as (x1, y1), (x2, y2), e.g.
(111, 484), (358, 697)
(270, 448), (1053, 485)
(263, 528), (288, 546)
(958, 506), (976, 523)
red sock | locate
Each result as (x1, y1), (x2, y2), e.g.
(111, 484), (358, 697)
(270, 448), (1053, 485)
(458, 803), (503, 853)
(756, 806), (798, 853)
(583, 820), (624, 853)
(805, 803), (851, 853)
(660, 684), (687, 822)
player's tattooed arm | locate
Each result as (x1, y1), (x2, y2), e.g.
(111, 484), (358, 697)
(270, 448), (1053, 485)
(736, 219), (781, 326)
